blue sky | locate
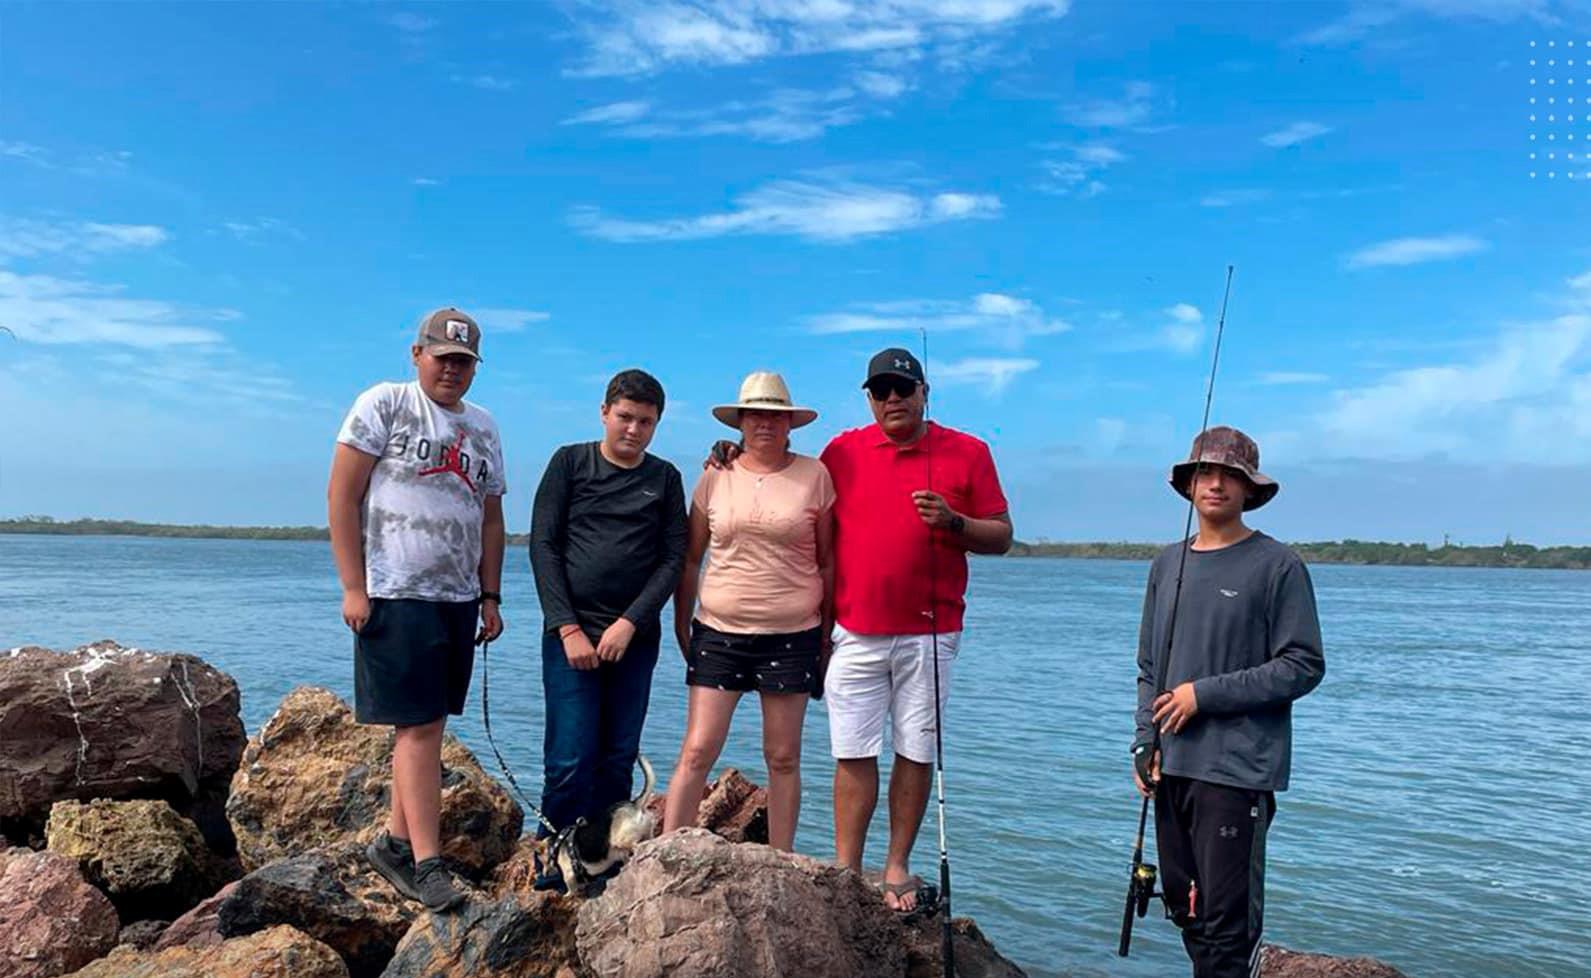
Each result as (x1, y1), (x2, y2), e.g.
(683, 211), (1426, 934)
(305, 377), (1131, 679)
(3, 0), (1590, 543)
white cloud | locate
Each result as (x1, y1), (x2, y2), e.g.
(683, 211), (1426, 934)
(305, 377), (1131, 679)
(809, 292), (1069, 349)
(412, 177), (441, 187)
(1297, 0), (1551, 46)
(1039, 142), (1125, 196)
(572, 180), (1000, 243)
(619, 88), (865, 142)
(1261, 121), (1332, 148)
(1064, 81), (1157, 128)
(563, 100), (654, 126)
(222, 218), (305, 243)
(1319, 313), (1591, 461)
(932, 356), (1041, 393)
(854, 71), (908, 98)
(451, 74), (517, 92)
(1346, 234), (1488, 269)
(474, 307), (551, 333)
(0, 218), (169, 260)
(0, 270), (230, 348)
(1157, 303), (1203, 353)
(1259, 371), (1330, 385)
(1568, 269), (1591, 291)
(1201, 188), (1272, 207)
(0, 142), (52, 167)
(387, 12), (436, 33)
(569, 1), (1071, 77)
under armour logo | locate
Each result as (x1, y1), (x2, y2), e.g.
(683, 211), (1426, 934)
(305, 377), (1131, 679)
(1219, 825), (1239, 839)
(894, 357), (913, 371)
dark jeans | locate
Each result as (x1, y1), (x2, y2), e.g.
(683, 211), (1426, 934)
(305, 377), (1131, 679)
(539, 626), (660, 837)
(1155, 775), (1277, 978)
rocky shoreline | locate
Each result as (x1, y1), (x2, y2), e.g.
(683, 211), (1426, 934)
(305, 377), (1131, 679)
(1, 642), (1411, 978)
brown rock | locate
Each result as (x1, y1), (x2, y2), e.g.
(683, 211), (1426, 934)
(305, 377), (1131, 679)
(117, 919), (170, 950)
(155, 881), (237, 951)
(902, 915), (1029, 978)
(0, 846), (120, 978)
(62, 924), (350, 978)
(642, 767), (768, 845)
(489, 837), (545, 898)
(381, 891), (579, 978)
(575, 828), (911, 978)
(46, 797), (235, 920)
(216, 842), (419, 978)
(0, 642), (246, 852)
(226, 686), (522, 877)
(1262, 945), (1411, 978)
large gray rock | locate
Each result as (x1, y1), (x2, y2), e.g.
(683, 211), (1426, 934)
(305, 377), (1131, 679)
(0, 642), (245, 851)
(227, 687), (521, 878)
(0, 846), (121, 978)
(574, 828), (1027, 978)
(216, 842), (419, 978)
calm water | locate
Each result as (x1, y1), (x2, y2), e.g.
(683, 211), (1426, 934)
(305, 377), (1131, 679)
(1, 534), (1587, 978)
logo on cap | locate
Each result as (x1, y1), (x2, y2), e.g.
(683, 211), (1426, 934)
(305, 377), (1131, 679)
(894, 358), (913, 371)
(445, 320), (471, 343)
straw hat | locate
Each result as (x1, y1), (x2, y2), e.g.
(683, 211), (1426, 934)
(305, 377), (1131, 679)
(712, 371), (818, 429)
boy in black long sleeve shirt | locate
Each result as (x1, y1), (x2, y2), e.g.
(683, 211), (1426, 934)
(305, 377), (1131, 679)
(530, 370), (686, 843)
(1132, 427), (1325, 978)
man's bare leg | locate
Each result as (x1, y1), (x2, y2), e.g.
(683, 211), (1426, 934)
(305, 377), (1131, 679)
(833, 756), (879, 872)
(881, 754), (932, 911)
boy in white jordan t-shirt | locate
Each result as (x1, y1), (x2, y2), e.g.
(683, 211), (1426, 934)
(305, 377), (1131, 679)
(328, 307), (506, 912)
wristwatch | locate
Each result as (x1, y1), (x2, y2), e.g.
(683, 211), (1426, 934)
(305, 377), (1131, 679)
(480, 591), (502, 604)
(947, 514), (966, 534)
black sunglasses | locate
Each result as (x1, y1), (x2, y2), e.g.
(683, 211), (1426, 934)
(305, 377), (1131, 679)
(866, 377), (919, 401)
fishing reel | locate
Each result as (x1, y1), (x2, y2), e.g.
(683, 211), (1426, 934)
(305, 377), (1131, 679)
(1117, 859), (1161, 956)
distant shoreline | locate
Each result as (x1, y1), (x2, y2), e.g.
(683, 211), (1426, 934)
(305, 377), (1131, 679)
(5, 517), (1588, 569)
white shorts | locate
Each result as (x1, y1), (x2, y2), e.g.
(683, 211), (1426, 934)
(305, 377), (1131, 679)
(825, 622), (959, 764)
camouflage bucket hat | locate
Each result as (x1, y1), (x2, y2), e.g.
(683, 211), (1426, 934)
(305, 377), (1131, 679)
(1169, 425), (1279, 511)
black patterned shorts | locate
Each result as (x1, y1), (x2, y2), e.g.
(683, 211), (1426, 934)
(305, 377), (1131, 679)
(687, 620), (822, 695)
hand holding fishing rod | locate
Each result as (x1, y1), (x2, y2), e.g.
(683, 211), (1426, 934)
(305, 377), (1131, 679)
(1118, 265), (1234, 958)
(920, 327), (957, 978)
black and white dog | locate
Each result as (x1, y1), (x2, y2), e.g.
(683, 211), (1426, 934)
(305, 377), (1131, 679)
(553, 755), (656, 896)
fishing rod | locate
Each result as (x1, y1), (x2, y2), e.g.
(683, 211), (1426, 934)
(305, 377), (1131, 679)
(1118, 265), (1234, 957)
(921, 327), (956, 978)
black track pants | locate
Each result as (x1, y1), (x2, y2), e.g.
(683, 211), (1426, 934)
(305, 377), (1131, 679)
(1155, 775), (1276, 978)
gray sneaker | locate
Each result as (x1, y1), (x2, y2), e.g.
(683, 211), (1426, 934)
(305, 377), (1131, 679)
(365, 832), (419, 900)
(414, 856), (467, 912)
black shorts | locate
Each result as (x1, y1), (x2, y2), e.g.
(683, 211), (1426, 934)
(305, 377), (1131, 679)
(687, 621), (821, 695)
(354, 598), (478, 726)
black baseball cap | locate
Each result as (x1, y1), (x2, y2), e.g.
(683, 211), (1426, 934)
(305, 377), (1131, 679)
(862, 347), (926, 387)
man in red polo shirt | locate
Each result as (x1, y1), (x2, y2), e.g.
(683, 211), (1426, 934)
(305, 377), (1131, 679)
(819, 347), (1013, 912)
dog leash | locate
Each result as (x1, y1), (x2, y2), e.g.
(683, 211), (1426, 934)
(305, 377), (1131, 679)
(478, 636), (561, 836)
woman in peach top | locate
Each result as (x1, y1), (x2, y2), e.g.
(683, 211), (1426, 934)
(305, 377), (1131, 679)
(663, 371), (835, 851)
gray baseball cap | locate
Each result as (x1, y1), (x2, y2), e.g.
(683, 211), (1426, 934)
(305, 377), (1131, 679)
(415, 307), (482, 360)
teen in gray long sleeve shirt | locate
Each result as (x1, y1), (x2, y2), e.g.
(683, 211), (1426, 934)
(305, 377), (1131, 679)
(1133, 531), (1325, 791)
(1131, 425), (1325, 978)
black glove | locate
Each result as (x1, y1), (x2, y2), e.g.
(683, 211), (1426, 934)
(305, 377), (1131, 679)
(1133, 743), (1159, 791)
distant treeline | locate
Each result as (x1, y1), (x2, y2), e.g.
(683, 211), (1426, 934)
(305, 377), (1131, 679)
(1009, 539), (1591, 569)
(0, 516), (538, 546)
(4, 518), (1588, 569)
